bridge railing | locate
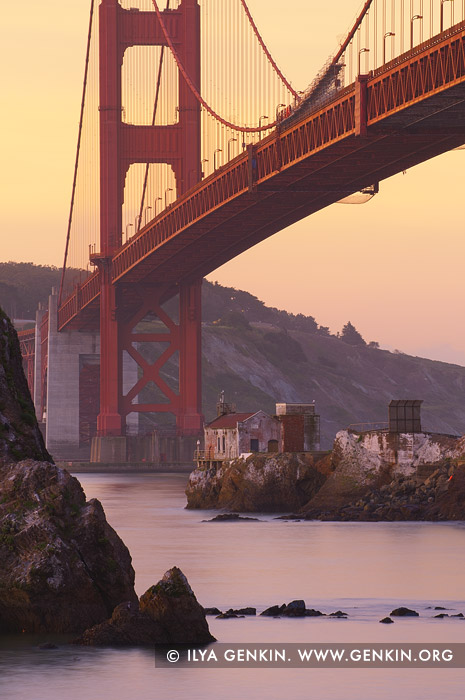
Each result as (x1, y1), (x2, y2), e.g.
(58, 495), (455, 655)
(58, 271), (100, 330)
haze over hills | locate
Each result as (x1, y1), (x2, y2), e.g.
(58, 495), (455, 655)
(2, 262), (465, 447)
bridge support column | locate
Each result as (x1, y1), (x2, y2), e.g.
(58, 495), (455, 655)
(96, 261), (123, 437)
(178, 280), (203, 435)
(45, 290), (101, 460)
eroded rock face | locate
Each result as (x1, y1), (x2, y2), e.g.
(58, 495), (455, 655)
(302, 430), (465, 515)
(76, 567), (215, 646)
(0, 459), (137, 634)
(0, 310), (51, 465)
(186, 452), (330, 512)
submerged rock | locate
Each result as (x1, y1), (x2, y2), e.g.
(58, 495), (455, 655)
(203, 607), (222, 616)
(186, 452), (330, 513)
(76, 567), (215, 646)
(260, 604), (286, 617)
(390, 607), (419, 617)
(226, 607), (256, 616)
(203, 513), (261, 522)
(0, 459), (137, 634)
(283, 600), (306, 617)
(380, 617), (394, 624)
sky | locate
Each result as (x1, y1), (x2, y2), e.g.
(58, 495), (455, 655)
(0, 0), (464, 364)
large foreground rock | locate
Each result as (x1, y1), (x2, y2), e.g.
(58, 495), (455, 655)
(76, 567), (215, 646)
(0, 459), (137, 634)
(0, 309), (51, 465)
(186, 452), (331, 512)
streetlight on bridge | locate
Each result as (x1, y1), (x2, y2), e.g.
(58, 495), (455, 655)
(276, 103), (286, 123)
(134, 214), (141, 232)
(154, 196), (162, 215)
(259, 115), (269, 131)
(410, 15), (423, 50)
(201, 158), (209, 178)
(441, 0), (454, 33)
(144, 206), (152, 226)
(164, 187), (173, 209)
(125, 223), (133, 243)
(213, 148), (222, 170)
(383, 32), (395, 65)
(227, 138), (237, 161)
(358, 48), (369, 76)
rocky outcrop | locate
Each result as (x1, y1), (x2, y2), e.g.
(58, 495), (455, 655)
(0, 459), (137, 634)
(0, 309), (51, 465)
(0, 307), (137, 634)
(302, 430), (465, 517)
(186, 452), (331, 512)
(304, 459), (465, 521)
(76, 567), (215, 646)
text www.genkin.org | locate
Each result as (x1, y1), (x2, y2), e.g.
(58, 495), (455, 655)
(156, 644), (465, 668)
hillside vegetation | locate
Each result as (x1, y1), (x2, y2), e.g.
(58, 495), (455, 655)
(2, 263), (465, 446)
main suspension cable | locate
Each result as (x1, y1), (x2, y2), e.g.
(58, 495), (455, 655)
(59, 0), (95, 305)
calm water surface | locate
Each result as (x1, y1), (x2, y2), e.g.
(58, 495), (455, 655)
(1, 472), (465, 700)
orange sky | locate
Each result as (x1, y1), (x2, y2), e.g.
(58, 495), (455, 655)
(0, 1), (464, 363)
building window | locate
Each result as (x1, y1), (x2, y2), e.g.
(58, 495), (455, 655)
(222, 435), (225, 453)
(217, 437), (221, 452)
(250, 438), (259, 452)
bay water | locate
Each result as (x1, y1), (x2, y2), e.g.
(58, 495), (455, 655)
(1, 472), (465, 699)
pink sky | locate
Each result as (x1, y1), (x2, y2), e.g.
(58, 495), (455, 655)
(0, 0), (464, 363)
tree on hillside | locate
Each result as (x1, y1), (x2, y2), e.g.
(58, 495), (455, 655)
(0, 262), (83, 319)
(340, 321), (366, 346)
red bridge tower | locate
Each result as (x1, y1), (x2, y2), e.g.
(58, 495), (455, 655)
(96, 0), (203, 438)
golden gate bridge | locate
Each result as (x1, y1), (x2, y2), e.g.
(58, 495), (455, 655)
(18, 0), (465, 460)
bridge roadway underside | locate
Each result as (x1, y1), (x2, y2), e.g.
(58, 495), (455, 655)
(67, 80), (465, 328)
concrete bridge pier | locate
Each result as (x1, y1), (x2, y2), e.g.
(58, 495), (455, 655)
(43, 290), (138, 461)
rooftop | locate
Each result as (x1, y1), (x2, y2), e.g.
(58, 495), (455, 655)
(207, 412), (256, 429)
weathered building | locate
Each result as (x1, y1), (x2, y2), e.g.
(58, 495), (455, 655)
(275, 403), (320, 451)
(199, 410), (282, 466)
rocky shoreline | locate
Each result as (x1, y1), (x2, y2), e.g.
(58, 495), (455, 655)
(187, 429), (465, 520)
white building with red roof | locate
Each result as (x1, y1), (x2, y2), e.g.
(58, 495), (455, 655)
(201, 409), (281, 465)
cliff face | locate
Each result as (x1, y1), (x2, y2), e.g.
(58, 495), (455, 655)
(0, 307), (137, 634)
(0, 309), (50, 464)
(186, 452), (331, 512)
